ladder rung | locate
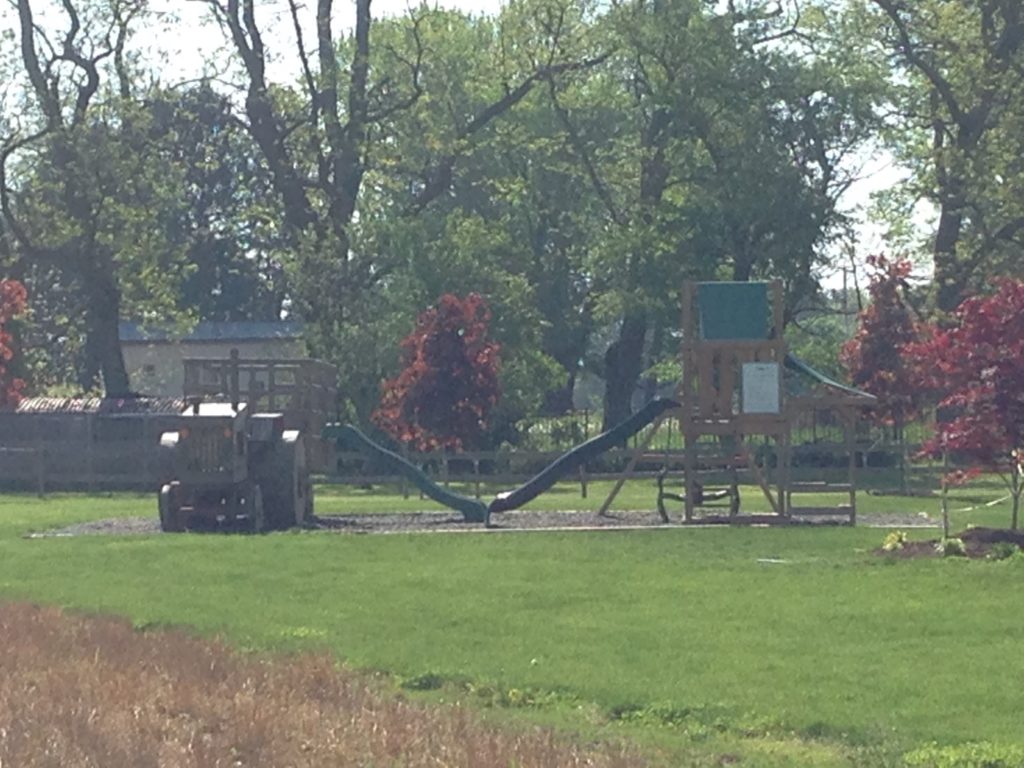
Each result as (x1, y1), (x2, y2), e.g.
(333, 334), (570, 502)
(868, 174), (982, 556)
(788, 506), (853, 516)
(788, 483), (852, 493)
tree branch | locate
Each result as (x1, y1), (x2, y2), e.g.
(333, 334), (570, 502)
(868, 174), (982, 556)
(546, 77), (625, 226)
(408, 51), (612, 213)
(872, 0), (965, 125)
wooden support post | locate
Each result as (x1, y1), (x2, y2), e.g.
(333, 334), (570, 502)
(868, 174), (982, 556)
(739, 437), (780, 514)
(681, 282), (696, 522)
(597, 415), (666, 517)
(400, 445), (409, 499)
(229, 348), (241, 411)
(684, 428), (697, 522)
(846, 414), (857, 526)
(778, 432), (790, 518)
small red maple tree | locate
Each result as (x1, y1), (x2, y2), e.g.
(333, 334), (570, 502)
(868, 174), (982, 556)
(904, 278), (1024, 529)
(374, 293), (501, 451)
(840, 255), (921, 434)
(0, 279), (28, 409)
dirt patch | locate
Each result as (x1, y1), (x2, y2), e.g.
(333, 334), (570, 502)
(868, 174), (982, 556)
(878, 527), (1024, 560)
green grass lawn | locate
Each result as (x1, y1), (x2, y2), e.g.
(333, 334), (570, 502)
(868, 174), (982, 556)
(1, 482), (1022, 766)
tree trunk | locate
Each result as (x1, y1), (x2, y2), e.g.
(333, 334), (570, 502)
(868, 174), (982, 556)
(83, 269), (131, 397)
(542, 372), (576, 415)
(602, 310), (647, 433)
(932, 202), (966, 314)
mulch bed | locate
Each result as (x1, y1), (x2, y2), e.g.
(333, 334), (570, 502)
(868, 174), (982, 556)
(879, 527), (1024, 560)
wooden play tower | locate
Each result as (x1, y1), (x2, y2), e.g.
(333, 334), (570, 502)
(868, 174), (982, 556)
(601, 281), (875, 524)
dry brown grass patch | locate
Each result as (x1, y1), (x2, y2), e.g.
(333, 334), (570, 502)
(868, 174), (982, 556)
(0, 602), (644, 767)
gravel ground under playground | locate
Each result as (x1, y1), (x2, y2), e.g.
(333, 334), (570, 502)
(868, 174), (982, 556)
(37, 508), (938, 537)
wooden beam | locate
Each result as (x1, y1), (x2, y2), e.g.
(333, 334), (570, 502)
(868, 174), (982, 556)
(597, 415), (666, 516)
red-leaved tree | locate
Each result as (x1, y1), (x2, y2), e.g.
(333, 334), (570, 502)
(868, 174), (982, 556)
(0, 279), (28, 408)
(374, 293), (501, 451)
(840, 255), (921, 434)
(904, 279), (1024, 529)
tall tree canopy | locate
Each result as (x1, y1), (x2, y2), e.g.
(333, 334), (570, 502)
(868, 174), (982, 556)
(0, 0), (928, 438)
(2, 0), (190, 395)
(546, 0), (882, 428)
(855, 0), (1024, 312)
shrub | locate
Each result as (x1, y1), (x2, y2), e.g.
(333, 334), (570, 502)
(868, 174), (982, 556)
(988, 542), (1020, 561)
(935, 537), (967, 558)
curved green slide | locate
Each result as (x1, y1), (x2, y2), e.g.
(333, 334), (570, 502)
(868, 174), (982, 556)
(323, 398), (680, 524)
(488, 398), (680, 514)
(323, 425), (490, 524)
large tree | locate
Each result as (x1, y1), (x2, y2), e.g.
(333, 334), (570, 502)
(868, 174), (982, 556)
(547, 0), (882, 429)
(149, 85), (290, 322)
(1, 0), (187, 395)
(196, 0), (602, 354)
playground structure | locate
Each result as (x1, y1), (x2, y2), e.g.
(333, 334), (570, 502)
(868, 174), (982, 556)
(159, 351), (330, 531)
(602, 281), (876, 524)
(158, 402), (311, 533)
(183, 350), (337, 471)
(324, 281), (875, 525)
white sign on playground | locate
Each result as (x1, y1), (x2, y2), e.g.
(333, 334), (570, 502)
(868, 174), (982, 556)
(741, 362), (780, 414)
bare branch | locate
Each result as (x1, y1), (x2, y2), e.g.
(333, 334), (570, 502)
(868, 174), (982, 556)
(366, 12), (425, 123)
(0, 126), (55, 257)
(408, 51), (612, 213)
(546, 76), (625, 226)
(16, 0), (61, 127)
(872, 0), (965, 125)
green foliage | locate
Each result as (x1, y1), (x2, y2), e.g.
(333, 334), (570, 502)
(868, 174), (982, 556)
(852, 0), (1024, 310)
(513, 412), (590, 453)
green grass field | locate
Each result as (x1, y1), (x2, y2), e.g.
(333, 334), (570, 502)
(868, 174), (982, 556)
(1, 480), (1022, 766)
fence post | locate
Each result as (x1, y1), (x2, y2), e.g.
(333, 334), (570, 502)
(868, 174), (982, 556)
(31, 417), (45, 496)
(400, 445), (409, 499)
(36, 447), (46, 497)
(229, 348), (241, 410)
(579, 463), (587, 499)
(87, 414), (97, 491)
